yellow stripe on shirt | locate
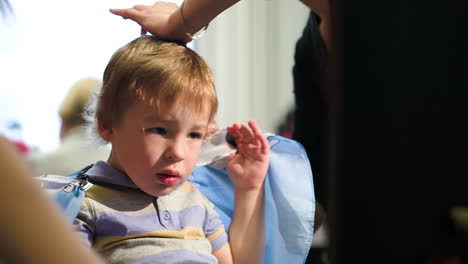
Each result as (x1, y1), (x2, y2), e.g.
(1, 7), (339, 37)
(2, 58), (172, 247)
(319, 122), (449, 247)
(86, 184), (123, 202)
(94, 226), (206, 251)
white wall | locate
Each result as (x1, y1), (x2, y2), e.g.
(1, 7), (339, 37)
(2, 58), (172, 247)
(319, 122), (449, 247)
(195, 0), (309, 133)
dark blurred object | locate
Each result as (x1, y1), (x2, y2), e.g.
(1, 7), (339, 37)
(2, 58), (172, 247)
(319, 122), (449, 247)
(276, 107), (295, 139)
(306, 248), (329, 264)
(328, 0), (468, 263)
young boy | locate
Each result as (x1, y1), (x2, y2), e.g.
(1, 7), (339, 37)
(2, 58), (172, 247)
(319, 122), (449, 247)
(74, 35), (269, 264)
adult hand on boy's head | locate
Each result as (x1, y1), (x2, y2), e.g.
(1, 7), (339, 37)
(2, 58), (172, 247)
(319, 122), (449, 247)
(226, 120), (269, 191)
(110, 1), (190, 44)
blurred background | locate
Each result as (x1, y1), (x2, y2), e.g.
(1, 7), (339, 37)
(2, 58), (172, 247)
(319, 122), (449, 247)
(0, 0), (307, 153)
(2, 0), (468, 263)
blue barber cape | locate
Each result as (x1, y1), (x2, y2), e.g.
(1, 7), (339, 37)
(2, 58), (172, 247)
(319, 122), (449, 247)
(189, 135), (315, 264)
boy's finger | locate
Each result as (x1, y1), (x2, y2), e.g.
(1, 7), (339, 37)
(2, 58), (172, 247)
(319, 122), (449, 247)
(248, 120), (269, 154)
(227, 123), (242, 140)
(238, 124), (253, 140)
(247, 120), (262, 136)
(226, 152), (237, 163)
(258, 133), (269, 154)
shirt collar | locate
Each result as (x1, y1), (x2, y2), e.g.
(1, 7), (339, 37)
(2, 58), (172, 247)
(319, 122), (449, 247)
(86, 161), (139, 189)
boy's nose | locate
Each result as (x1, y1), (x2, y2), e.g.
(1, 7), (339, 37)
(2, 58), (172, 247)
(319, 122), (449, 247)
(164, 139), (184, 162)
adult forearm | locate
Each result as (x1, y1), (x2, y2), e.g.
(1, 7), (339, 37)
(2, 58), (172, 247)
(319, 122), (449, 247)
(171, 0), (241, 35)
(0, 137), (105, 264)
(229, 187), (265, 264)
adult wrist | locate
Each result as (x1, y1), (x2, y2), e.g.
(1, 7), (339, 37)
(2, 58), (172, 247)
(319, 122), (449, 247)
(167, 7), (192, 44)
(179, 1), (209, 41)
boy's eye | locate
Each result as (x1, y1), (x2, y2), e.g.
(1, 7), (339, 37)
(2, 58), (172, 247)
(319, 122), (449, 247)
(145, 127), (166, 135)
(188, 132), (203, 139)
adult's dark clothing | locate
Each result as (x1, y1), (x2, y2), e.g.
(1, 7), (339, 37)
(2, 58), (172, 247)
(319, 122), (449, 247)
(293, 11), (329, 264)
(293, 11), (328, 210)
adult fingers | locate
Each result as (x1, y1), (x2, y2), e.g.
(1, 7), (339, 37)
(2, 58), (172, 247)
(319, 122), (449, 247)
(132, 4), (149, 11)
(109, 8), (142, 22)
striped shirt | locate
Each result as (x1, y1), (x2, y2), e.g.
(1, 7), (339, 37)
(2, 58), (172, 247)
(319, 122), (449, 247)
(74, 161), (228, 264)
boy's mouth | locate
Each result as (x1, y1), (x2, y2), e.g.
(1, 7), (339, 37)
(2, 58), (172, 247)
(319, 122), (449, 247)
(157, 170), (180, 185)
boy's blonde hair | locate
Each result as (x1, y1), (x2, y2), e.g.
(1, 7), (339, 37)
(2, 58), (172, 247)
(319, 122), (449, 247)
(95, 36), (217, 130)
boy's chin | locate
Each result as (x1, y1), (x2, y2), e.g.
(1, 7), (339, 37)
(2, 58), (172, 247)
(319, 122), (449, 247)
(145, 185), (178, 197)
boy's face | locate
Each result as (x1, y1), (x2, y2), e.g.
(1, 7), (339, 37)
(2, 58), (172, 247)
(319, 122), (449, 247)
(104, 98), (211, 196)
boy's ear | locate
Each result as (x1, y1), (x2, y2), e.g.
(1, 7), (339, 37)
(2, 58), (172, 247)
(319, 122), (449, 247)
(206, 119), (219, 137)
(98, 120), (113, 142)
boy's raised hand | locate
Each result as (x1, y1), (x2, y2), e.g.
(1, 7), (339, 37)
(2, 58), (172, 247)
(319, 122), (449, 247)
(226, 120), (269, 191)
